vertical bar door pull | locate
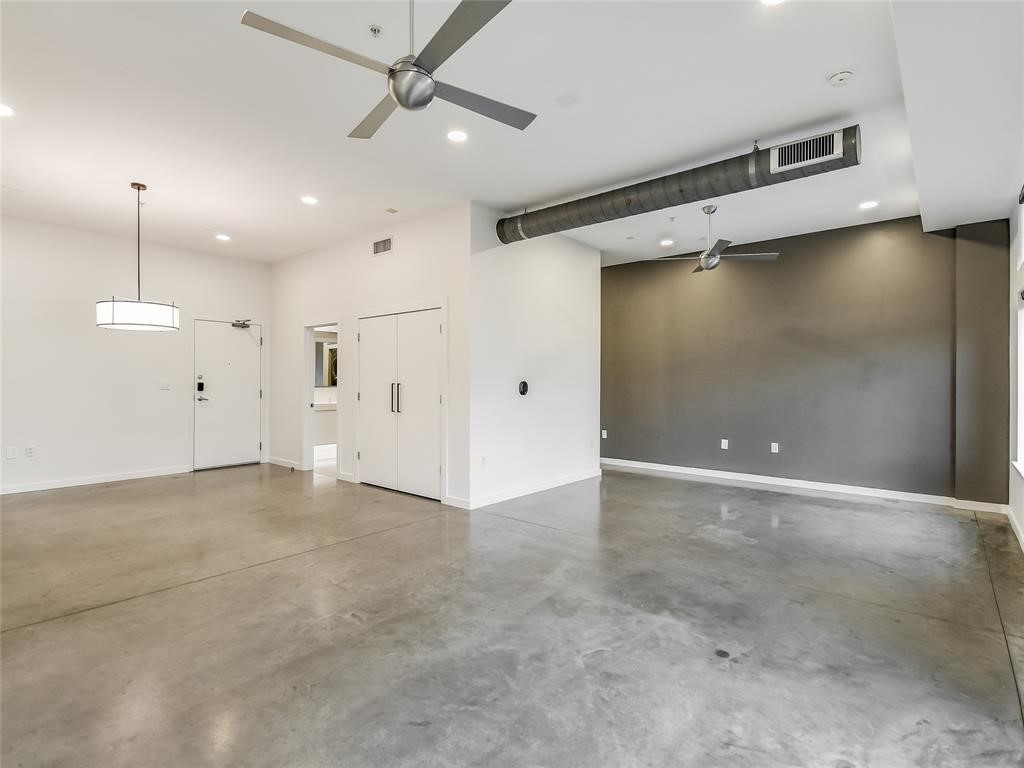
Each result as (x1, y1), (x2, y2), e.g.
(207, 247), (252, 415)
(397, 383), (402, 413)
(391, 383), (395, 413)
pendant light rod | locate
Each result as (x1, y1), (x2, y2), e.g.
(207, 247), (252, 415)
(130, 182), (146, 300)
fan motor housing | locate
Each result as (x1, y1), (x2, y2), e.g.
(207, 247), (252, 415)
(388, 57), (435, 110)
(699, 253), (721, 271)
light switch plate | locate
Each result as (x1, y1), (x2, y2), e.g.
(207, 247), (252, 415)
(720, 438), (729, 450)
(5, 447), (16, 459)
(770, 442), (780, 454)
(601, 429), (608, 439)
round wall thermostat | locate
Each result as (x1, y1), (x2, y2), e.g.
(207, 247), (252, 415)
(828, 70), (854, 86)
(519, 381), (529, 396)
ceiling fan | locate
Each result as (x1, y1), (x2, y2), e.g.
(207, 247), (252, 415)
(659, 205), (780, 272)
(240, 0), (537, 139)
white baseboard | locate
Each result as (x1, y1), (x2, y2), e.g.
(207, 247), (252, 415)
(443, 495), (471, 509)
(469, 468), (602, 509)
(1007, 509), (1024, 549)
(338, 471), (358, 484)
(0, 465), (193, 495)
(269, 456), (301, 470)
(601, 458), (1010, 516)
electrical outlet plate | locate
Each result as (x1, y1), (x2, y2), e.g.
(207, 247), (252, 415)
(25, 447), (35, 458)
(770, 442), (780, 454)
(720, 439), (729, 450)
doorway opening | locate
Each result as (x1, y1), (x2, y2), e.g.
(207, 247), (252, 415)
(304, 323), (339, 475)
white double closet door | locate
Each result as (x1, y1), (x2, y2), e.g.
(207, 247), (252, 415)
(358, 308), (442, 500)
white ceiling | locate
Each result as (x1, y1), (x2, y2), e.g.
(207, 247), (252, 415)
(890, 0), (1023, 233)
(1, 1), (1017, 264)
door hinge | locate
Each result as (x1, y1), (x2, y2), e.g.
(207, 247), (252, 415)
(439, 324), (443, 334)
(439, 394), (443, 404)
(260, 337), (263, 346)
(357, 332), (361, 342)
(357, 391), (361, 401)
(357, 451), (361, 460)
(259, 389), (263, 398)
(259, 441), (262, 450)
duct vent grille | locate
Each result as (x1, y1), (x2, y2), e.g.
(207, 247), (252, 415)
(372, 237), (393, 255)
(770, 130), (844, 173)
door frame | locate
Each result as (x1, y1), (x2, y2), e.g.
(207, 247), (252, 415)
(301, 321), (341, 473)
(354, 298), (448, 502)
(191, 317), (266, 471)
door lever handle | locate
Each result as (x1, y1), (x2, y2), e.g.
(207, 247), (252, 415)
(197, 396), (209, 401)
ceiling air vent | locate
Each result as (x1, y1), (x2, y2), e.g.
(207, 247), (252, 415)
(372, 236), (393, 255)
(770, 130), (844, 174)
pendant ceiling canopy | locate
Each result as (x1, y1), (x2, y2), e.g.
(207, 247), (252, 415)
(95, 182), (180, 331)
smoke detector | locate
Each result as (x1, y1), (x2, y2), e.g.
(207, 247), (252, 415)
(828, 70), (854, 87)
(369, 24), (382, 38)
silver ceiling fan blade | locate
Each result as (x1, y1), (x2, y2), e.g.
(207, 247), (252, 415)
(708, 238), (732, 257)
(656, 255), (700, 261)
(414, 0), (512, 73)
(348, 95), (398, 139)
(434, 81), (536, 130)
(241, 11), (391, 75)
(720, 253), (780, 261)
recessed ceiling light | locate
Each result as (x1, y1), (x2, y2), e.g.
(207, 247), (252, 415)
(660, 239), (674, 247)
(761, 0), (786, 5)
(0, 104), (13, 117)
(215, 233), (231, 241)
(447, 129), (468, 143)
(859, 200), (878, 210)
(300, 195), (318, 205)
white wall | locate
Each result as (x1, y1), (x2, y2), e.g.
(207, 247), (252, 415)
(0, 217), (271, 492)
(269, 202), (472, 504)
(468, 204), (602, 507)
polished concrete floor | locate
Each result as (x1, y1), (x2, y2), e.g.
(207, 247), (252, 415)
(2, 465), (1023, 767)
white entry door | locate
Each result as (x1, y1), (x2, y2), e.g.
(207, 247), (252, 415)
(194, 320), (262, 470)
(397, 309), (442, 499)
(357, 313), (399, 490)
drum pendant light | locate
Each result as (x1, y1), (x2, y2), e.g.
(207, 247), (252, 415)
(95, 182), (180, 331)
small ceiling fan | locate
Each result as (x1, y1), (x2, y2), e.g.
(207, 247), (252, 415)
(240, 0), (537, 139)
(659, 205), (780, 272)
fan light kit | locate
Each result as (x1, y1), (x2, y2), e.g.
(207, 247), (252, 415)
(657, 205), (781, 273)
(215, 233), (231, 241)
(0, 104), (13, 117)
(241, 0), (537, 139)
(859, 200), (878, 210)
(300, 195), (319, 205)
(96, 183), (180, 332)
(659, 239), (674, 247)
(447, 129), (468, 143)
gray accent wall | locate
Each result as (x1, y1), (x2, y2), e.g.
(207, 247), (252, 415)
(601, 216), (1009, 502)
(954, 221), (1010, 503)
